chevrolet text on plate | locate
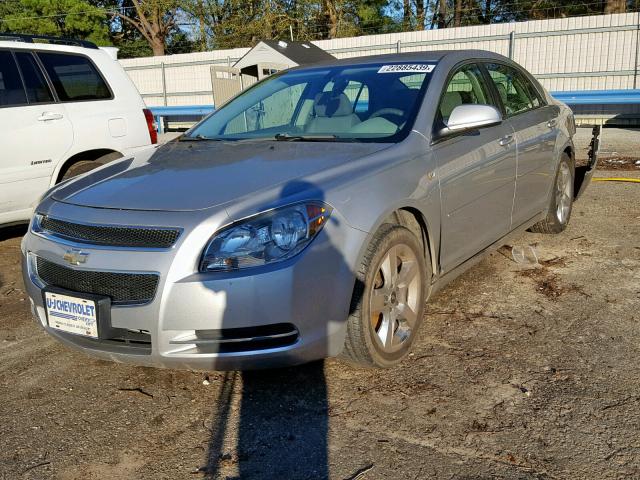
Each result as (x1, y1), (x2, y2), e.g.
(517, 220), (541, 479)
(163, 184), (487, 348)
(21, 50), (591, 370)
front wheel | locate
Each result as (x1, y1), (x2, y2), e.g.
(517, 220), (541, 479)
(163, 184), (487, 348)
(341, 224), (429, 368)
(530, 153), (574, 234)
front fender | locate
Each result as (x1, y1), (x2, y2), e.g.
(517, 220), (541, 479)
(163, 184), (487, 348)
(330, 143), (441, 280)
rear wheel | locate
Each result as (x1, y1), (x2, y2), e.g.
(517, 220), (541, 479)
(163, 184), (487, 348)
(530, 153), (574, 234)
(342, 224), (429, 368)
(60, 152), (123, 182)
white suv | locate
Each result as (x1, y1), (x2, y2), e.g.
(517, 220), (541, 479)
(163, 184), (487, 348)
(0, 34), (157, 226)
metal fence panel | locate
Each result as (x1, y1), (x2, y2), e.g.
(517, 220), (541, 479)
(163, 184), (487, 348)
(120, 12), (640, 106)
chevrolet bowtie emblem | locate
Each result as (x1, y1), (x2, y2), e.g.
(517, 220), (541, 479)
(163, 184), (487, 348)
(63, 249), (89, 266)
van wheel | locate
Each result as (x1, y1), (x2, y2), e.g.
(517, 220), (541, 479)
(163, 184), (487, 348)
(59, 152), (123, 182)
(341, 224), (429, 368)
(530, 153), (574, 234)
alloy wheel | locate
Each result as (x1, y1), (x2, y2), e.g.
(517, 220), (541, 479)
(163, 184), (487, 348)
(555, 161), (572, 224)
(369, 243), (421, 353)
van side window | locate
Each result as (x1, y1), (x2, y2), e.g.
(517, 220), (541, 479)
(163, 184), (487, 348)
(437, 63), (493, 124)
(15, 52), (54, 104)
(0, 51), (27, 107)
(37, 52), (111, 101)
(485, 63), (539, 116)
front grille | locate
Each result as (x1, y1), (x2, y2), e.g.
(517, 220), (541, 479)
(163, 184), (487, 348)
(36, 257), (159, 305)
(53, 330), (152, 355)
(38, 216), (181, 249)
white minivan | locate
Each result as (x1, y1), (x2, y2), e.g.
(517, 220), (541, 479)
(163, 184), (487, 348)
(0, 34), (157, 226)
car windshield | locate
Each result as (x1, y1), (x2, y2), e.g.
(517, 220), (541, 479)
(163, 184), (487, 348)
(186, 62), (437, 143)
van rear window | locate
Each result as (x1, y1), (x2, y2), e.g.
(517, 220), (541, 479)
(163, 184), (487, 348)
(37, 52), (112, 102)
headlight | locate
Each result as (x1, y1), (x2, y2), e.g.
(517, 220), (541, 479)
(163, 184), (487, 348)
(200, 202), (332, 272)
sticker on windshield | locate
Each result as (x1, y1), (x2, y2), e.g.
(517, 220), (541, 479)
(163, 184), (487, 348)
(378, 64), (436, 74)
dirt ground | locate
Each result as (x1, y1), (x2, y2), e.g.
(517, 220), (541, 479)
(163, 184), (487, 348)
(573, 127), (640, 170)
(1, 166), (639, 479)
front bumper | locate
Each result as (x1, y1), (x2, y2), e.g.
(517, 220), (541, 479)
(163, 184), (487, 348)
(21, 201), (365, 370)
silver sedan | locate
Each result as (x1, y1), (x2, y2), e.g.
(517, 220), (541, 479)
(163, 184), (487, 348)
(21, 50), (591, 370)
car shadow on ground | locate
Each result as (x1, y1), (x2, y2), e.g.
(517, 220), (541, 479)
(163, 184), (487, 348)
(204, 362), (329, 479)
(199, 179), (360, 479)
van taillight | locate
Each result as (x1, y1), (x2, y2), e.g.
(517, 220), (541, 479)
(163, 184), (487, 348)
(143, 109), (158, 144)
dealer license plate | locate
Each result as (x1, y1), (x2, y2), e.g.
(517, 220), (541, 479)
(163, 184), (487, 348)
(45, 291), (98, 338)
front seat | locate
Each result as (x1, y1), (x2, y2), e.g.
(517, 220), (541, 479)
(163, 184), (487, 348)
(306, 92), (360, 134)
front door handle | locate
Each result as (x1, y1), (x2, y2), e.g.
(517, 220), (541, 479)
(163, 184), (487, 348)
(547, 119), (557, 128)
(498, 135), (514, 147)
(37, 112), (64, 121)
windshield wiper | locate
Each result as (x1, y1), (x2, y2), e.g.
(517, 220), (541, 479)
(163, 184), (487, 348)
(274, 133), (338, 142)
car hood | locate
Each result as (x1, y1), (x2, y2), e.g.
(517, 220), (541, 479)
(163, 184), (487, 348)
(52, 140), (391, 212)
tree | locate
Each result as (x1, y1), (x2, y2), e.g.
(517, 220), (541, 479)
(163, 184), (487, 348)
(1, 0), (110, 45)
(433, 0), (446, 28)
(403, 0), (412, 29)
(110, 0), (180, 56)
(604, 0), (626, 13)
(322, 0), (340, 38)
(414, 0), (425, 30)
(453, 0), (461, 26)
(184, 0), (396, 47)
(3, 0), (634, 57)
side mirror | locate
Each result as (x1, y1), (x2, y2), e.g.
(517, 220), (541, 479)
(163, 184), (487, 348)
(444, 104), (502, 134)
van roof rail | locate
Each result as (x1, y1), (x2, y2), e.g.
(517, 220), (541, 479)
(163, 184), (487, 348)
(0, 33), (98, 49)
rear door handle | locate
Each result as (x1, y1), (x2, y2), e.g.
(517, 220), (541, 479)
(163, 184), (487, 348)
(498, 135), (514, 147)
(547, 119), (557, 128)
(37, 112), (64, 121)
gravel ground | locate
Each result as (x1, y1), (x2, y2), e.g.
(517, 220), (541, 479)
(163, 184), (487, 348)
(0, 165), (638, 478)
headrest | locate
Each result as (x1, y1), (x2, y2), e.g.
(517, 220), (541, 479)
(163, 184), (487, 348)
(440, 91), (462, 119)
(313, 92), (353, 117)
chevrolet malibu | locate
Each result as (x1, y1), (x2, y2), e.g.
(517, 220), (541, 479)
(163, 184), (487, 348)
(21, 50), (593, 370)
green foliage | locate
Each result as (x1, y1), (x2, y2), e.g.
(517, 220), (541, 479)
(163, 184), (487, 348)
(113, 36), (152, 58)
(183, 0), (400, 49)
(0, 0), (111, 45)
(167, 30), (197, 54)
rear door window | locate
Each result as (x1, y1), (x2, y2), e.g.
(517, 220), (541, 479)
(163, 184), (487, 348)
(484, 63), (540, 117)
(15, 52), (54, 104)
(0, 51), (27, 107)
(37, 52), (111, 102)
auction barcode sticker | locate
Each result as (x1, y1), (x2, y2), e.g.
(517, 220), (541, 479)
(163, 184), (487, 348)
(378, 64), (436, 74)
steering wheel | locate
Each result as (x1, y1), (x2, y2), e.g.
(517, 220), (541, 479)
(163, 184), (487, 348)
(369, 108), (406, 125)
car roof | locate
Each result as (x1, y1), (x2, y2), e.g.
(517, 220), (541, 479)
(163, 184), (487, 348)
(289, 49), (511, 70)
(0, 40), (99, 55)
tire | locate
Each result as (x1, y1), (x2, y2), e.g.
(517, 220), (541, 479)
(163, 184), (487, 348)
(341, 224), (429, 368)
(529, 152), (574, 234)
(60, 152), (123, 182)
